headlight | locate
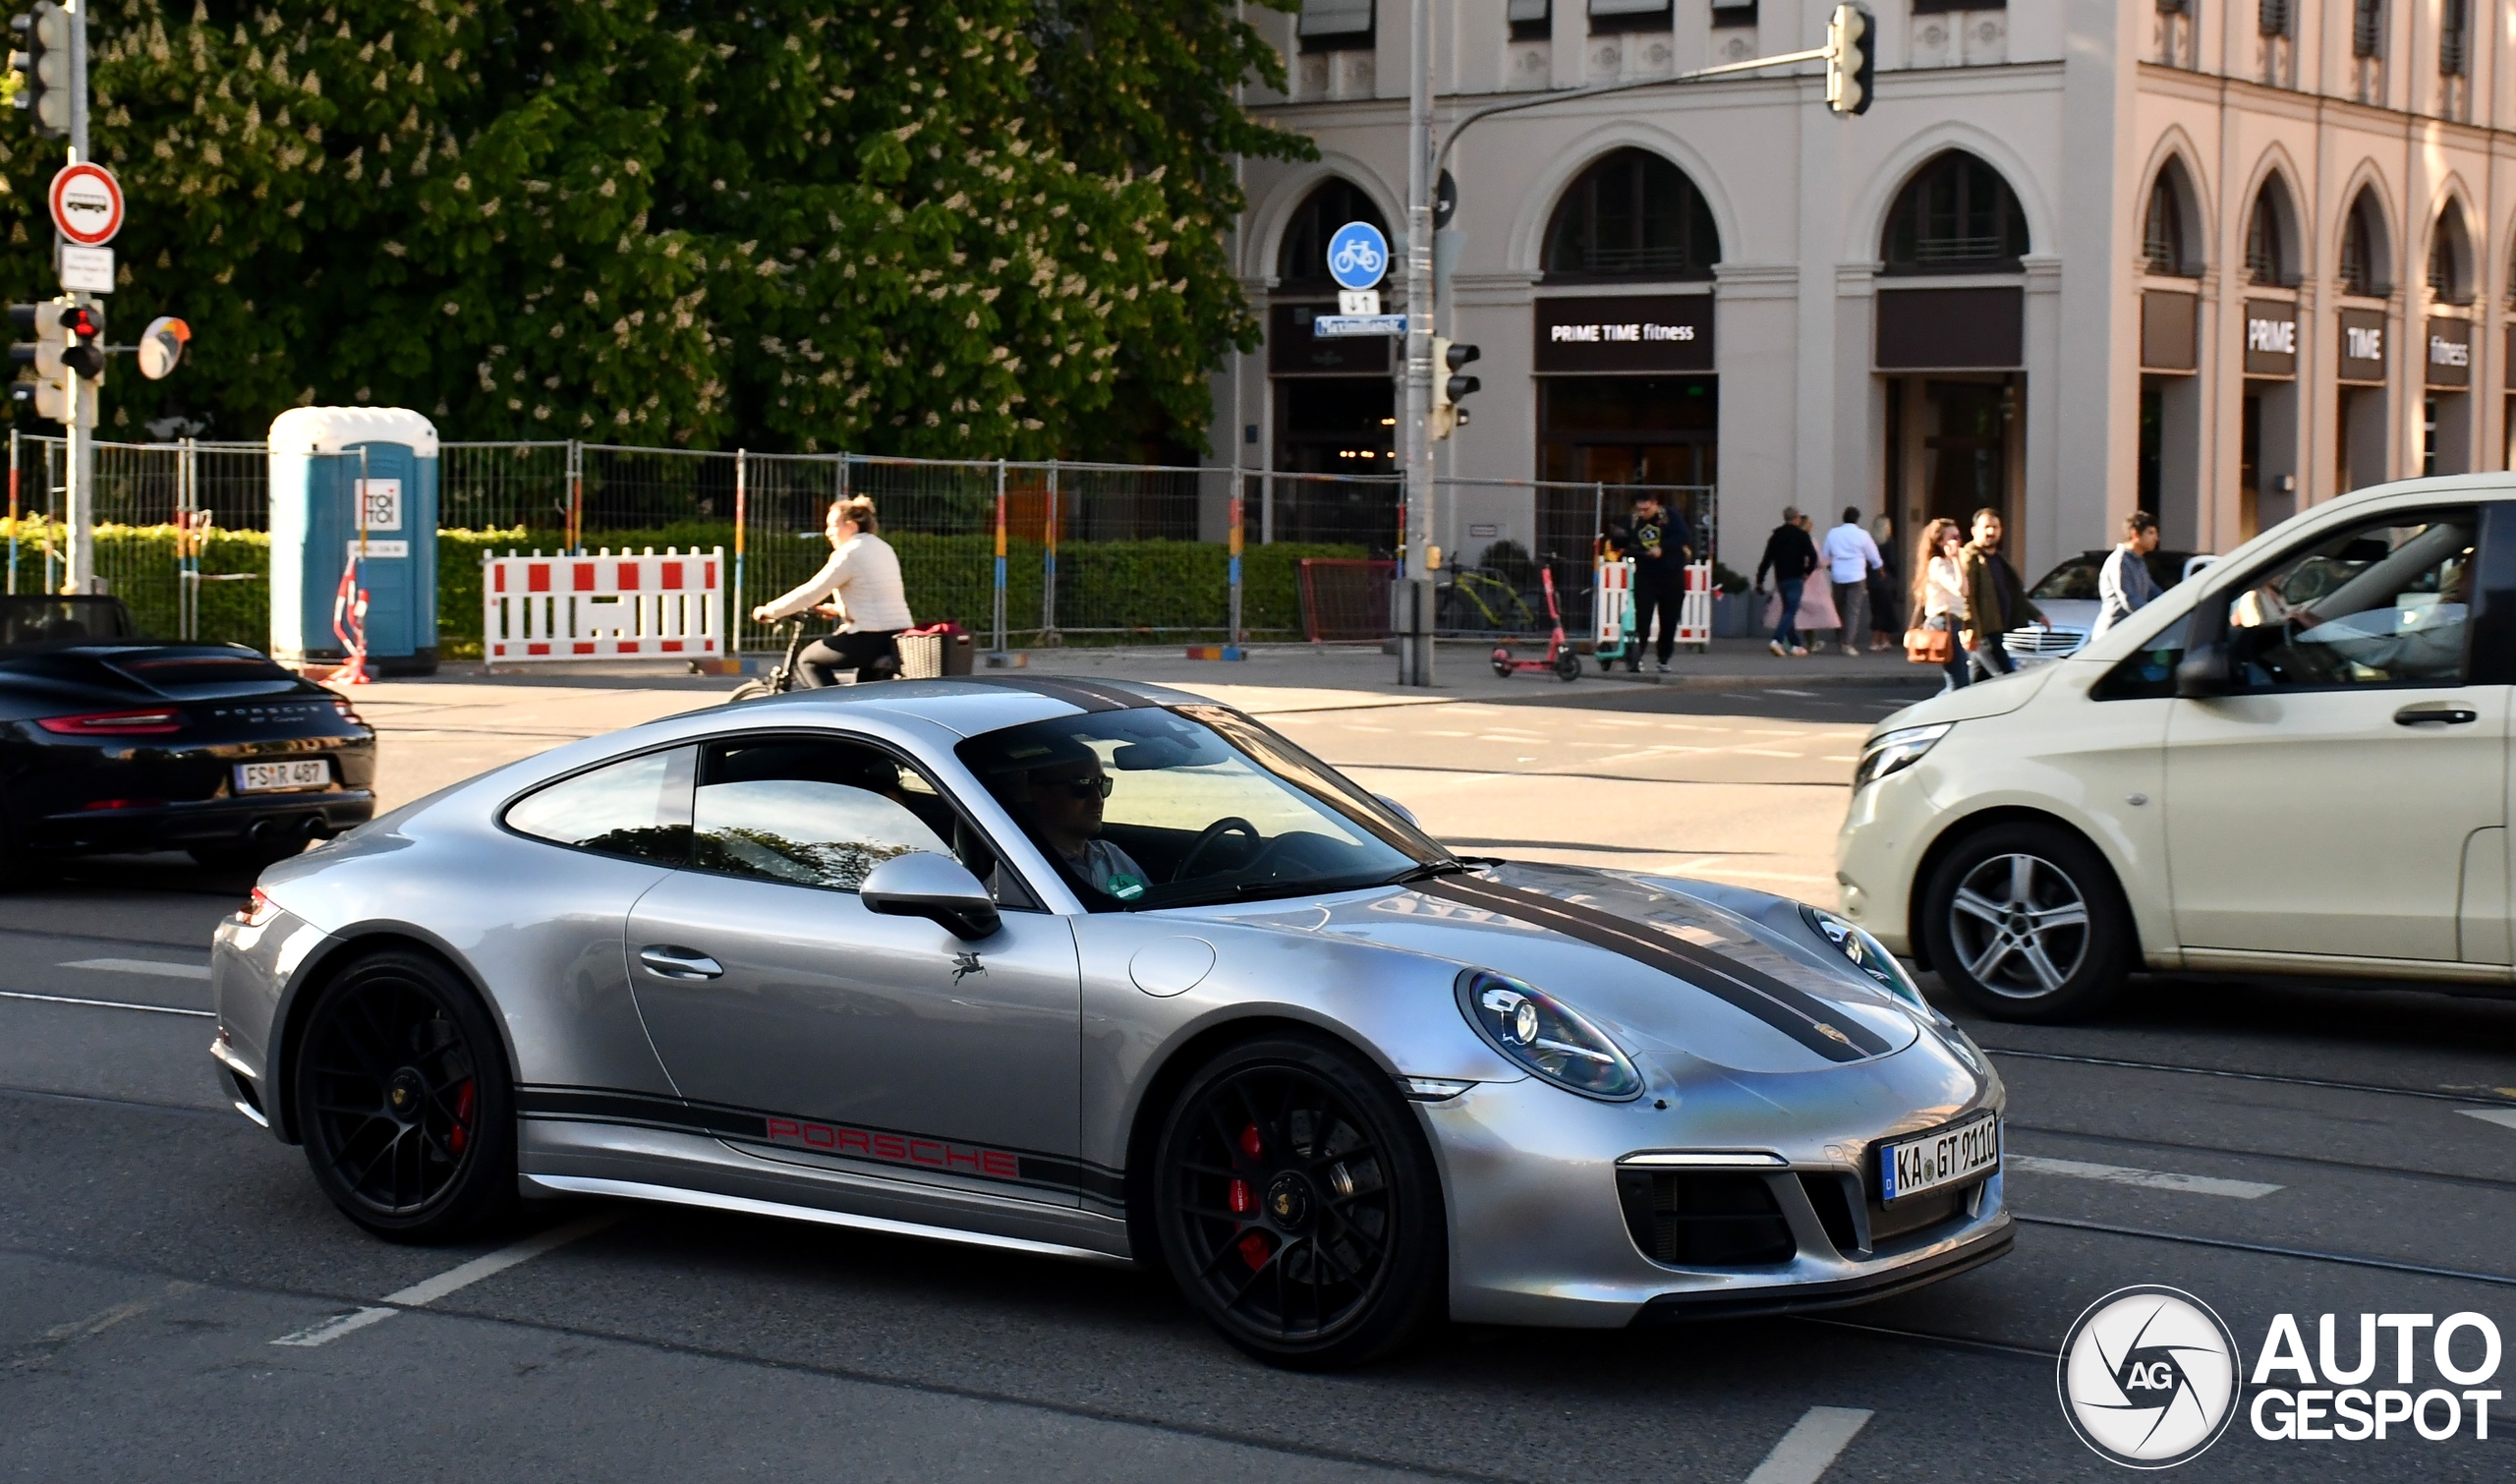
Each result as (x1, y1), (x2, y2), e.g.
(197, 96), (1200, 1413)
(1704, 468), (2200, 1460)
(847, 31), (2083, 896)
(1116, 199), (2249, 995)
(1801, 904), (1932, 1014)
(1853, 722), (1951, 790)
(1455, 969), (1642, 1101)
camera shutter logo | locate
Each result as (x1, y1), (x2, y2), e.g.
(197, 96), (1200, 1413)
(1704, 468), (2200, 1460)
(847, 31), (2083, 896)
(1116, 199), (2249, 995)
(2058, 1285), (2243, 1468)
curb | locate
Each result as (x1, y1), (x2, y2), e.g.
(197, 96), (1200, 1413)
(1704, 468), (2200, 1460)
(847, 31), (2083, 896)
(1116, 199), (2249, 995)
(1587, 667), (1937, 692)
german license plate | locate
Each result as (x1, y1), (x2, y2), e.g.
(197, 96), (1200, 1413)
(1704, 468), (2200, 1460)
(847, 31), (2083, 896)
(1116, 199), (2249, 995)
(1879, 1113), (1999, 1202)
(235, 759), (330, 793)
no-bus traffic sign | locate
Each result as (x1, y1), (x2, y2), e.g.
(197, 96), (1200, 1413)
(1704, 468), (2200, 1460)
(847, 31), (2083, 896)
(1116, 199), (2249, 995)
(49, 162), (124, 247)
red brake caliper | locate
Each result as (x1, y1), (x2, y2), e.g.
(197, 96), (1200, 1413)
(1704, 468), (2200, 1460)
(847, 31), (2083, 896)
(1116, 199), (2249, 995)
(1231, 1122), (1270, 1269)
(447, 1079), (476, 1156)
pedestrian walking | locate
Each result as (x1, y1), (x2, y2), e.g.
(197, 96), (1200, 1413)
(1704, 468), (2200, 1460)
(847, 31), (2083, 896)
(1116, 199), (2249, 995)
(1753, 505), (1819, 657)
(1818, 506), (1884, 657)
(1866, 512), (1901, 651)
(751, 495), (916, 686)
(2091, 509), (2163, 639)
(1912, 517), (1972, 693)
(1602, 490), (1692, 672)
(1958, 507), (2046, 683)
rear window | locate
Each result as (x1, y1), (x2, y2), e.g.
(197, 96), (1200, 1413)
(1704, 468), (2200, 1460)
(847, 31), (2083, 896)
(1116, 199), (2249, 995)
(2030, 556), (2100, 600)
(0, 596), (137, 647)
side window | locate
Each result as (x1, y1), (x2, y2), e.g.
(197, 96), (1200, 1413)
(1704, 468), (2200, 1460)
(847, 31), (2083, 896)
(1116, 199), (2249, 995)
(2223, 510), (2480, 690)
(690, 737), (960, 893)
(504, 747), (695, 863)
(2090, 614), (2192, 702)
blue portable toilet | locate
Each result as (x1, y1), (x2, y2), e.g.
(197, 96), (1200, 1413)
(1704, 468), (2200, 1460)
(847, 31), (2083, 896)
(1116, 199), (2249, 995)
(268, 408), (440, 675)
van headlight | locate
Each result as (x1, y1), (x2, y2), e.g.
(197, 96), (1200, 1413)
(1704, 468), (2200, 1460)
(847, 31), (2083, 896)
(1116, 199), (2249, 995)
(1456, 969), (1642, 1101)
(1853, 722), (1952, 790)
(1801, 904), (1935, 1016)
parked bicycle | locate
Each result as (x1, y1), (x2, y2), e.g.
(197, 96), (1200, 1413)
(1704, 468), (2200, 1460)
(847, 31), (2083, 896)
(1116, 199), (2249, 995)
(1435, 566), (1539, 635)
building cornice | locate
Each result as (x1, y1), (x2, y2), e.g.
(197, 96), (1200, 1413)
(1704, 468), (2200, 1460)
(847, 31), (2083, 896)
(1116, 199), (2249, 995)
(1252, 59), (2066, 130)
(2136, 62), (2512, 151)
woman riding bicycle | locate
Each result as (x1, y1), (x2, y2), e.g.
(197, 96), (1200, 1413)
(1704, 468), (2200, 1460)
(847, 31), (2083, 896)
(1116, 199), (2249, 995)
(750, 496), (914, 686)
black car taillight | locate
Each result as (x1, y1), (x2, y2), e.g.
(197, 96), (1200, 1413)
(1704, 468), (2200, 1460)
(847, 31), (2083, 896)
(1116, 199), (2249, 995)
(331, 700), (366, 726)
(36, 708), (184, 736)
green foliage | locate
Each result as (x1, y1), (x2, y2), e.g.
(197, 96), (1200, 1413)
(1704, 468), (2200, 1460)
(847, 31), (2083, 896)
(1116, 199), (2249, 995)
(42, 521), (1360, 656)
(0, 2), (1308, 457)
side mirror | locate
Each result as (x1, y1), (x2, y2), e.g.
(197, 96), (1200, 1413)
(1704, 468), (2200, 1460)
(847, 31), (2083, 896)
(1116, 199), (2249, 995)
(2174, 640), (2232, 698)
(1375, 793), (1420, 828)
(861, 852), (1001, 941)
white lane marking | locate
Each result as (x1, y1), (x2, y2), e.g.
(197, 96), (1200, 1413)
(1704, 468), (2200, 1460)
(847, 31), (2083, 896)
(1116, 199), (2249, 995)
(269, 1212), (622, 1348)
(62, 957), (212, 981)
(2007, 1154), (2282, 1200)
(0, 988), (212, 1018)
(1733, 748), (1804, 759)
(1767, 689), (1819, 698)
(2460, 1109), (2516, 1132)
(1743, 1406), (1874, 1484)
(271, 1306), (397, 1348)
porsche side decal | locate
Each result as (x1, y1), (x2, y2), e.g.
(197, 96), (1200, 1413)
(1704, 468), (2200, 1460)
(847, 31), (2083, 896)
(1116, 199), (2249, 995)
(1417, 877), (1894, 1062)
(517, 1087), (1124, 1200)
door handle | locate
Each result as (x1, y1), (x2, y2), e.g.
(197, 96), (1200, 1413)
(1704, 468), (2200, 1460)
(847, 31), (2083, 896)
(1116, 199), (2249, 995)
(2393, 704), (2480, 727)
(638, 944), (723, 980)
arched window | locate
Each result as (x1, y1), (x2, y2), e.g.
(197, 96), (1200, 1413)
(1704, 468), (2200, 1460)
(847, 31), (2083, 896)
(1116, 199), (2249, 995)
(2143, 161), (2197, 276)
(2338, 190), (2386, 298)
(2244, 177), (2295, 286)
(1276, 178), (1389, 288)
(2428, 205), (2472, 304)
(1541, 148), (1720, 280)
(1880, 151), (2030, 273)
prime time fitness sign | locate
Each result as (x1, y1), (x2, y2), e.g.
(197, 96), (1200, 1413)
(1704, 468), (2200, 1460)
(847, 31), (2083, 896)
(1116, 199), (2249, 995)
(1533, 294), (1714, 374)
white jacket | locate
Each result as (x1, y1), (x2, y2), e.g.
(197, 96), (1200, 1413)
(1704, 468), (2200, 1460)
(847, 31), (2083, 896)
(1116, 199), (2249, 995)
(759, 535), (915, 631)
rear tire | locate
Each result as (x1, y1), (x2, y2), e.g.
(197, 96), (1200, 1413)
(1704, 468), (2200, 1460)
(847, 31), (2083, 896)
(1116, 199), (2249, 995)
(1489, 649), (1514, 679)
(1921, 822), (2134, 1023)
(294, 949), (517, 1243)
(1151, 1035), (1445, 1370)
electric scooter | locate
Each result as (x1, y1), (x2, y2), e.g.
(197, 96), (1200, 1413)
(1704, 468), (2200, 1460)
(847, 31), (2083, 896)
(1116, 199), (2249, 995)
(1489, 566), (1582, 682)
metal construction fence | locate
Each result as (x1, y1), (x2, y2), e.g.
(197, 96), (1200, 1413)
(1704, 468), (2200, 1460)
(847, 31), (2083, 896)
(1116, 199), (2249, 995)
(1, 433), (1713, 656)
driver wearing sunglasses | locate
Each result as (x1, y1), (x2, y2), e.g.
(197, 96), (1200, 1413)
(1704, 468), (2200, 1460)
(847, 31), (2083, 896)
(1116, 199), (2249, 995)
(1024, 754), (1150, 902)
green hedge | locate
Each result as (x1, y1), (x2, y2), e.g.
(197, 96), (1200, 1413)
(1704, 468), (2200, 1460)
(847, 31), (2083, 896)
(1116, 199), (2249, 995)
(9, 520), (1365, 657)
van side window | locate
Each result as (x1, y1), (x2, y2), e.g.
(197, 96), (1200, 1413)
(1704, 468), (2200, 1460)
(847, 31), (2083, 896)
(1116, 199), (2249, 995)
(2222, 511), (2478, 690)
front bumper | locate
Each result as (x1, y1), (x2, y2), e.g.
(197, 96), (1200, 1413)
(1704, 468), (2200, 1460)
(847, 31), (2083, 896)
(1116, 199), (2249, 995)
(1422, 1032), (2009, 1328)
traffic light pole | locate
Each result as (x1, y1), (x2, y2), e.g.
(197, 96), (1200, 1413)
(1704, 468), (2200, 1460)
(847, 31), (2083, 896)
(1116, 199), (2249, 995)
(1395, 0), (1434, 687)
(59, 0), (88, 595)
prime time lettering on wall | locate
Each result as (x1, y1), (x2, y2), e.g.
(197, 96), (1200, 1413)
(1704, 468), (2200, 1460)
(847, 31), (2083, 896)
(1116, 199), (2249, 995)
(1532, 294), (1714, 373)
(2426, 316), (2471, 388)
(2337, 308), (2387, 384)
(2242, 299), (2297, 377)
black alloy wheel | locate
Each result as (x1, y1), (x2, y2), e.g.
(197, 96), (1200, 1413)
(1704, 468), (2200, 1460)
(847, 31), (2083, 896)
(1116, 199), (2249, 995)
(1921, 821), (2134, 1023)
(295, 950), (516, 1242)
(1152, 1036), (1444, 1369)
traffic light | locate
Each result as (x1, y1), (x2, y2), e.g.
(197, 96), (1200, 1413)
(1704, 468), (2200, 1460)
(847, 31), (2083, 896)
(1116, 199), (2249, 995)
(9, 2), (71, 138)
(1826, 4), (1874, 117)
(11, 298), (101, 426)
(1431, 337), (1480, 440)
(59, 301), (102, 380)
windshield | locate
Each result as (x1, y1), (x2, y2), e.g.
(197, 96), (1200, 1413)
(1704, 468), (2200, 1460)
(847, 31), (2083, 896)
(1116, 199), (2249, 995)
(0, 596), (138, 648)
(957, 704), (1453, 910)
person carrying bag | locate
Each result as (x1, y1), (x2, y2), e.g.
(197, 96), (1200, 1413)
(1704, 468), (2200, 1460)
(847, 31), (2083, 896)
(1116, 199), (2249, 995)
(1905, 518), (1971, 692)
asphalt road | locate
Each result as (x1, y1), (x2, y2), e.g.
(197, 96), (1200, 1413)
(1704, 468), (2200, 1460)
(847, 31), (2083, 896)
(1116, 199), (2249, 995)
(4, 674), (2512, 1482)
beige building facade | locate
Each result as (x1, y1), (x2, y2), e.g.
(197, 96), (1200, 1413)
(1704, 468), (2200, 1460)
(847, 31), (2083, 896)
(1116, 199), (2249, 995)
(1210, 0), (2516, 582)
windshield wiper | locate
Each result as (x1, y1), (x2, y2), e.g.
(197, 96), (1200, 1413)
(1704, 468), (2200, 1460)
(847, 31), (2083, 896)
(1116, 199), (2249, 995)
(1381, 859), (1481, 886)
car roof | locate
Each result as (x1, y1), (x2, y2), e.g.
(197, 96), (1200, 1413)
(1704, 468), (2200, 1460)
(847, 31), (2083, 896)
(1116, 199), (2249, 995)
(714, 674), (1215, 739)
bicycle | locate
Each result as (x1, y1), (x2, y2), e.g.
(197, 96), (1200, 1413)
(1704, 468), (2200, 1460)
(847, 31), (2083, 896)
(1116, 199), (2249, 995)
(727, 620), (810, 701)
(1435, 567), (1539, 636)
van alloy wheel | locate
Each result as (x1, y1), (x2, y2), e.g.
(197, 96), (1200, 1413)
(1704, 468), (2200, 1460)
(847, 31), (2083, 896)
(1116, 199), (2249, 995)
(1946, 852), (2090, 998)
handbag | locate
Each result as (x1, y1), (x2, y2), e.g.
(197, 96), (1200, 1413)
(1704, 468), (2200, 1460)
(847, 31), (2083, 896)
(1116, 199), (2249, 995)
(1904, 624), (1952, 664)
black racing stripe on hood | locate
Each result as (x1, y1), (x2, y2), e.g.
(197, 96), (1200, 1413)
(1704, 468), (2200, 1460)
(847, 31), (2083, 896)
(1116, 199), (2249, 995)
(1418, 876), (1892, 1063)
(957, 676), (1144, 713)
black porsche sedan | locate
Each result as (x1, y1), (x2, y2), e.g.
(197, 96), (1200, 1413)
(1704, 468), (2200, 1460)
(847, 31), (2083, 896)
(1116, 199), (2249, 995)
(0, 596), (375, 880)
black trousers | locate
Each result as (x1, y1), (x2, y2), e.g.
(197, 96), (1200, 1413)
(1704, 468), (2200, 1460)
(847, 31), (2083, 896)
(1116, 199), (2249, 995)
(795, 630), (903, 687)
(1630, 579), (1685, 665)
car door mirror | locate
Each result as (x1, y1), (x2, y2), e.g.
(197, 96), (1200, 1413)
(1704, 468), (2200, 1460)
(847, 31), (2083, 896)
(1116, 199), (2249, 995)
(2175, 639), (2232, 698)
(1375, 793), (1420, 828)
(861, 852), (1001, 940)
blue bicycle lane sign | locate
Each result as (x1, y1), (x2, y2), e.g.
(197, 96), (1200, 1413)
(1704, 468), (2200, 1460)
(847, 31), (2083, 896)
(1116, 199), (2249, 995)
(1326, 220), (1390, 292)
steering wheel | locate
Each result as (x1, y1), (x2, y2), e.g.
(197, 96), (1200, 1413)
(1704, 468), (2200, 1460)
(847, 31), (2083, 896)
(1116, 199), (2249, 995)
(1174, 817), (1261, 883)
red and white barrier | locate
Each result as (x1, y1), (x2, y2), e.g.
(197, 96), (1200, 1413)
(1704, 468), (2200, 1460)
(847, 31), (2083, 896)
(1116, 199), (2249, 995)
(484, 547), (724, 662)
(1678, 560), (1714, 648)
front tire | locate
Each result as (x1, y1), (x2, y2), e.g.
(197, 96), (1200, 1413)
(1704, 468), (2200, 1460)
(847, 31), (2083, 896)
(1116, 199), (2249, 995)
(1921, 822), (2134, 1023)
(727, 678), (772, 702)
(294, 950), (517, 1242)
(1151, 1036), (1445, 1369)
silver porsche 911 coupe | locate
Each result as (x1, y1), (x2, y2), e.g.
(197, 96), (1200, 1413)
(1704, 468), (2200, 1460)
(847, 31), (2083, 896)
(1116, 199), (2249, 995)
(210, 676), (2009, 1367)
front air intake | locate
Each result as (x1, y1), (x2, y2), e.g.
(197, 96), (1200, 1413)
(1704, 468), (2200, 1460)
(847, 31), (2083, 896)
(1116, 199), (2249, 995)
(1616, 1170), (1797, 1267)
